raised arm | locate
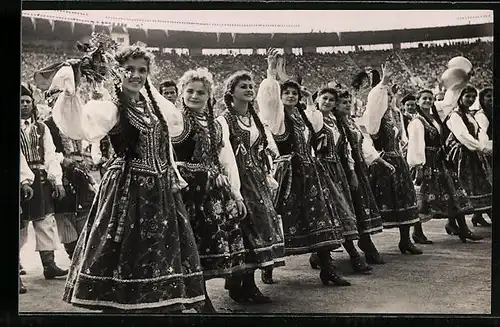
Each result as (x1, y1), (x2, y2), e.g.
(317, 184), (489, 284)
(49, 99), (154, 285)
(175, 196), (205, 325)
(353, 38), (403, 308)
(406, 119), (426, 167)
(50, 65), (119, 143)
(257, 49), (286, 137)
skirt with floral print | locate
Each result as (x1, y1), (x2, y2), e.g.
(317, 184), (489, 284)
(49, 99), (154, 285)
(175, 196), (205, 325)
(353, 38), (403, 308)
(417, 147), (475, 219)
(348, 160), (383, 235)
(368, 152), (419, 228)
(177, 163), (248, 279)
(320, 158), (359, 241)
(235, 150), (286, 270)
(447, 145), (492, 212)
(62, 163), (205, 312)
(273, 154), (344, 255)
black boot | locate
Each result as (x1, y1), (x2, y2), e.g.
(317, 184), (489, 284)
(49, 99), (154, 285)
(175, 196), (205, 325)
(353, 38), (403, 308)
(456, 215), (483, 243)
(226, 275), (247, 303)
(19, 276), (27, 294)
(471, 213), (491, 227)
(344, 240), (372, 274)
(242, 271), (271, 304)
(445, 217), (460, 235)
(317, 250), (351, 286)
(64, 241), (77, 260)
(398, 226), (423, 255)
(39, 251), (68, 279)
(412, 222), (433, 244)
(358, 235), (385, 264)
(261, 267), (275, 284)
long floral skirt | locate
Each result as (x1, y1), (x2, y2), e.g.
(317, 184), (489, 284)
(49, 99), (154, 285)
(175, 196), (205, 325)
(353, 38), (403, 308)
(447, 146), (492, 212)
(177, 163), (248, 279)
(236, 152), (285, 270)
(62, 164), (205, 312)
(417, 147), (475, 219)
(319, 158), (359, 241)
(349, 160), (383, 235)
(273, 154), (344, 255)
(368, 152), (419, 228)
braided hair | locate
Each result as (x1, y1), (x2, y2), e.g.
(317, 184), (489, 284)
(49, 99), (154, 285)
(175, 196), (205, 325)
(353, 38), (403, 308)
(223, 71), (271, 171)
(280, 80), (318, 151)
(113, 46), (170, 162)
(456, 85), (479, 137)
(478, 87), (493, 122)
(178, 68), (221, 171)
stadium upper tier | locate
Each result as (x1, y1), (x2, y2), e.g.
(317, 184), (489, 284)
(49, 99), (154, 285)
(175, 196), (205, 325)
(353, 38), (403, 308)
(21, 14), (493, 48)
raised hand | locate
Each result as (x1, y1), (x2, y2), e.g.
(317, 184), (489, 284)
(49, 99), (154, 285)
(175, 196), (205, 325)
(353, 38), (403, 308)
(267, 47), (280, 76)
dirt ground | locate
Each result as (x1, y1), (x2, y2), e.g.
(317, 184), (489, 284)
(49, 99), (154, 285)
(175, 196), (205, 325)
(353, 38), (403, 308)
(19, 215), (491, 314)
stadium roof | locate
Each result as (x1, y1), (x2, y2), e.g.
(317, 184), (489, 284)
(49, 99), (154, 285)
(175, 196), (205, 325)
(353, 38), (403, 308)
(22, 10), (493, 33)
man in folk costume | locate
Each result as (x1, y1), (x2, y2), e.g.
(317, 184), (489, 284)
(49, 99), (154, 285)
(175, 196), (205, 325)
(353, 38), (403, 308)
(44, 107), (97, 259)
(20, 83), (68, 280)
(400, 94), (417, 133)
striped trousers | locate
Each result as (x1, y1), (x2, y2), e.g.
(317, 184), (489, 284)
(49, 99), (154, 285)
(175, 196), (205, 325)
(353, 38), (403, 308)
(19, 213), (59, 252)
(54, 212), (87, 244)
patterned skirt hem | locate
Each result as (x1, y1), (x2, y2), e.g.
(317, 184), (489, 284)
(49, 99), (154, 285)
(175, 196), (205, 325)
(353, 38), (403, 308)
(358, 226), (383, 235)
(68, 295), (206, 311)
(284, 240), (344, 256)
(202, 265), (253, 279)
(242, 259), (286, 270)
(382, 216), (420, 229)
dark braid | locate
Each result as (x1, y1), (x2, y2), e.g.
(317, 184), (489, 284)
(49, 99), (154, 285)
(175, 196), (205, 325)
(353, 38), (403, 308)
(205, 98), (222, 173)
(223, 71), (270, 162)
(144, 79), (171, 162)
(456, 85), (478, 137)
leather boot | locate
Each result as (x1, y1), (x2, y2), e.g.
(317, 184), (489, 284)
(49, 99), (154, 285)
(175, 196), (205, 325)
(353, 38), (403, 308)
(64, 241), (77, 260)
(39, 251), (68, 279)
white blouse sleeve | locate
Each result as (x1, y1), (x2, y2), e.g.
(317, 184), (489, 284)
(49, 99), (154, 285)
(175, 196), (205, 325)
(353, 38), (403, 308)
(346, 142), (355, 170)
(406, 119), (426, 167)
(41, 122), (63, 185)
(398, 110), (408, 147)
(217, 117), (243, 201)
(90, 141), (102, 164)
(20, 152), (34, 186)
(50, 65), (120, 143)
(361, 132), (381, 166)
(304, 103), (324, 133)
(362, 82), (389, 135)
(446, 112), (487, 152)
(264, 127), (280, 159)
(256, 70), (286, 136)
(475, 111), (490, 141)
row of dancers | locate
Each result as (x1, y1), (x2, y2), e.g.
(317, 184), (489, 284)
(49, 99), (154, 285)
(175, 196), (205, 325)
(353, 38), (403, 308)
(20, 43), (491, 313)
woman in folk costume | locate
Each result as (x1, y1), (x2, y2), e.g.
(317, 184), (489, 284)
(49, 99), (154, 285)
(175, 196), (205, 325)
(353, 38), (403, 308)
(406, 89), (476, 243)
(19, 151), (35, 294)
(443, 85), (491, 243)
(218, 70), (285, 302)
(308, 87), (372, 274)
(471, 87), (493, 227)
(257, 48), (349, 287)
(20, 83), (69, 280)
(361, 62), (422, 255)
(51, 44), (205, 312)
(169, 68), (248, 311)
(326, 89), (386, 265)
